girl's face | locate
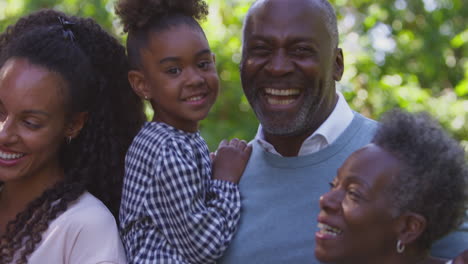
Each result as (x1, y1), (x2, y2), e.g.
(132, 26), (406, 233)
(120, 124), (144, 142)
(315, 144), (402, 263)
(0, 58), (69, 186)
(135, 24), (219, 132)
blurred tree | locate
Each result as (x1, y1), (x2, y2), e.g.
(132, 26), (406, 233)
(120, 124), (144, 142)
(1, 0), (466, 152)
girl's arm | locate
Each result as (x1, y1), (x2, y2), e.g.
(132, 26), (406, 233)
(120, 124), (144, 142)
(145, 138), (250, 263)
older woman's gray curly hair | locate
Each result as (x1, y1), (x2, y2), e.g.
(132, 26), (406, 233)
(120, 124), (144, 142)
(373, 109), (468, 251)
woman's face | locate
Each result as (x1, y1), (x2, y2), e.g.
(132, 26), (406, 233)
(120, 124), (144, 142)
(315, 144), (402, 263)
(0, 58), (69, 185)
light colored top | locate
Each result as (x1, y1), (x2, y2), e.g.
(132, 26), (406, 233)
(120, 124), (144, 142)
(27, 192), (126, 264)
(120, 122), (240, 264)
(255, 92), (354, 156)
(220, 113), (379, 263)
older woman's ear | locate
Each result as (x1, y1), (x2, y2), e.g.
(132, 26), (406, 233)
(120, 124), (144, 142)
(394, 212), (427, 248)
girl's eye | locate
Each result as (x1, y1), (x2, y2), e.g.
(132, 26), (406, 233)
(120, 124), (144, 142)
(328, 181), (337, 189)
(167, 67), (181, 75)
(198, 61), (212, 69)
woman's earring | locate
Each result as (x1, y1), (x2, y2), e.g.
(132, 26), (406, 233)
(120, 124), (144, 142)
(144, 95), (149, 100)
(396, 240), (405, 253)
(66, 136), (72, 144)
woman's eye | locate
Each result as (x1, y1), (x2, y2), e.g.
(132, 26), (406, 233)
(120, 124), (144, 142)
(328, 181), (337, 189)
(23, 120), (41, 129)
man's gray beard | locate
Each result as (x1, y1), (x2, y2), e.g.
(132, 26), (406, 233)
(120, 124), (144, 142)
(255, 95), (324, 137)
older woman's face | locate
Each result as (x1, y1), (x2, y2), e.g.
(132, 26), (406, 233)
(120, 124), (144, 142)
(315, 144), (402, 263)
(0, 58), (68, 185)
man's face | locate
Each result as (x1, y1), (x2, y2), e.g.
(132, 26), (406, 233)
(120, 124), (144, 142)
(241, 0), (343, 136)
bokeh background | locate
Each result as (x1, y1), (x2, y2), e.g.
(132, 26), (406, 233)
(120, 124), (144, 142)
(1, 0), (467, 152)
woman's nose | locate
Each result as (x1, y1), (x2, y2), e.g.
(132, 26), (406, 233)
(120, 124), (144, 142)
(0, 117), (18, 145)
(319, 189), (342, 213)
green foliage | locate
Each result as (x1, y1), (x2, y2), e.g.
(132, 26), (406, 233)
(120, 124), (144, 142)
(1, 0), (466, 152)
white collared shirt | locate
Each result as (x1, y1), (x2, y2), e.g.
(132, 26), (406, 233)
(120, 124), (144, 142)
(254, 92), (354, 156)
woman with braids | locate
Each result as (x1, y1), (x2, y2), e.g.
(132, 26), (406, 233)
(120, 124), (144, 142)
(115, 0), (252, 263)
(0, 9), (145, 264)
(315, 109), (468, 264)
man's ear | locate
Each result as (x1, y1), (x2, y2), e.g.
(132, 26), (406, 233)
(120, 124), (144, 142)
(333, 48), (344, 81)
(128, 70), (151, 100)
(394, 212), (427, 246)
(66, 112), (88, 140)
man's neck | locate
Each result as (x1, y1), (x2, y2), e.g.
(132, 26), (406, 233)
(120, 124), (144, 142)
(264, 131), (313, 157)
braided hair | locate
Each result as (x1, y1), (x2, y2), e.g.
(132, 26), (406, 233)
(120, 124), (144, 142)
(114, 0), (209, 70)
(0, 9), (145, 264)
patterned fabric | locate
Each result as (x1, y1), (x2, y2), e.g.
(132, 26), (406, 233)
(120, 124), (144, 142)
(119, 122), (241, 264)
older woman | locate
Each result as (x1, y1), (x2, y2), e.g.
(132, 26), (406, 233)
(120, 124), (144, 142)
(315, 109), (467, 264)
(0, 9), (145, 264)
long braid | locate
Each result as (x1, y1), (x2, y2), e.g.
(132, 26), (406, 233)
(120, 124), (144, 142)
(0, 9), (144, 263)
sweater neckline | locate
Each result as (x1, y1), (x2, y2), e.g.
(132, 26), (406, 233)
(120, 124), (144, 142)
(256, 113), (374, 168)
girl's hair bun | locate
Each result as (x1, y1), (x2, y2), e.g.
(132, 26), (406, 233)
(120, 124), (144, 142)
(115, 0), (208, 33)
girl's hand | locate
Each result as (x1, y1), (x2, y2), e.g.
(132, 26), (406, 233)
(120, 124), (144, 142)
(212, 138), (252, 184)
(453, 250), (468, 264)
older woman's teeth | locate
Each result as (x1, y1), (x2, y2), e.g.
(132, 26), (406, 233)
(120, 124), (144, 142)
(318, 223), (343, 236)
(0, 151), (24, 160)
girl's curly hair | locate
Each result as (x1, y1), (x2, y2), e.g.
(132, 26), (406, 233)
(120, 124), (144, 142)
(115, 0), (209, 69)
(373, 109), (468, 251)
(0, 9), (145, 264)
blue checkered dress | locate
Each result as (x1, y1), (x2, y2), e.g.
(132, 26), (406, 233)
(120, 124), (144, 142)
(119, 122), (241, 264)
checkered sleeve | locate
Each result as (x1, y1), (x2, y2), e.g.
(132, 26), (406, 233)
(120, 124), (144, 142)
(145, 138), (241, 263)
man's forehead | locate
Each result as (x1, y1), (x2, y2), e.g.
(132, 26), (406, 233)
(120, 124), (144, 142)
(247, 0), (325, 26)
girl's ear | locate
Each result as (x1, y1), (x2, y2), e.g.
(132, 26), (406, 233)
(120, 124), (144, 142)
(128, 70), (151, 100)
(66, 112), (88, 139)
(394, 212), (427, 246)
(212, 52), (216, 64)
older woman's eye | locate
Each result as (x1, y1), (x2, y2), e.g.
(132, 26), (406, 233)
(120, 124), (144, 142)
(347, 189), (361, 201)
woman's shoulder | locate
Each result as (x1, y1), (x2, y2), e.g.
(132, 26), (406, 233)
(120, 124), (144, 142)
(30, 192), (126, 264)
(54, 192), (117, 230)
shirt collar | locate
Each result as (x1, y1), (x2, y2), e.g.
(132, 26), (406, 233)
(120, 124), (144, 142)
(254, 92), (354, 156)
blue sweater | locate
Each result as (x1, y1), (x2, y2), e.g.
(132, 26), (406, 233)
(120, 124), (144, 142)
(219, 112), (467, 263)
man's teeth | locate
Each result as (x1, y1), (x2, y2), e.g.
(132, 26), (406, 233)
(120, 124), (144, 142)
(318, 223), (343, 236)
(0, 151), (24, 160)
(186, 95), (203, 102)
(267, 98), (295, 105)
(265, 88), (300, 96)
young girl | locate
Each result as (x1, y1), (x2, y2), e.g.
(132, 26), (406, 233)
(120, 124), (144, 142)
(115, 0), (252, 263)
(0, 9), (145, 264)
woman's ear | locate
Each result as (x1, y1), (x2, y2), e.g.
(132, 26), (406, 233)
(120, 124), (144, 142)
(394, 212), (427, 245)
(66, 112), (88, 140)
(128, 70), (151, 100)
